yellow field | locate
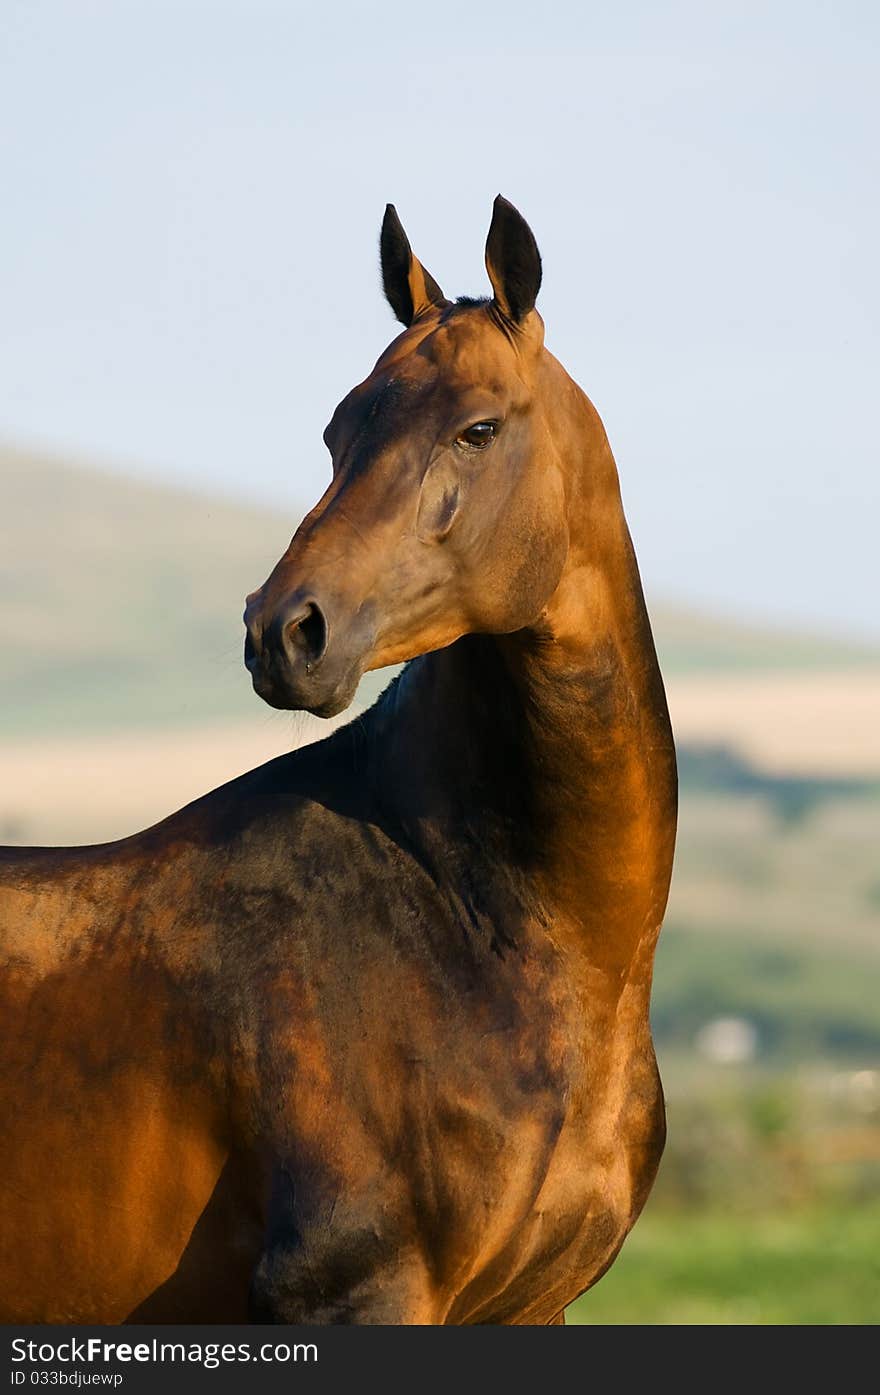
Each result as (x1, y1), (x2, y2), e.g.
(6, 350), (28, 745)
(0, 714), (340, 846)
(2, 667), (878, 847)
(666, 669), (880, 776)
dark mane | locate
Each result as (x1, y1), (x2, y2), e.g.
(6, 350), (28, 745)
(438, 295), (491, 324)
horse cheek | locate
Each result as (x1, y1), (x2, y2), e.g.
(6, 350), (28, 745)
(416, 460), (461, 542)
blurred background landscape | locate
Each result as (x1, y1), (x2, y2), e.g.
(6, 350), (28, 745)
(2, 0), (878, 1325)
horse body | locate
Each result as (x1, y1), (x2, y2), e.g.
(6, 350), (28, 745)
(0, 198), (676, 1323)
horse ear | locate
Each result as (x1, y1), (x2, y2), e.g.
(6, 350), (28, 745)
(380, 205), (447, 327)
(485, 194), (542, 325)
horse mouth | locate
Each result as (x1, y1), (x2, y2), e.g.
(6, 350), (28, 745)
(247, 652), (364, 719)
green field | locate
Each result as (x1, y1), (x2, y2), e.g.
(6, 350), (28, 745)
(568, 1056), (880, 1323)
(569, 1201), (880, 1324)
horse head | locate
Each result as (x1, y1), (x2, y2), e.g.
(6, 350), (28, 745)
(244, 196), (596, 717)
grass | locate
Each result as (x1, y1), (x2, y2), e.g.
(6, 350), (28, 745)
(652, 923), (880, 1061)
(567, 1201), (880, 1324)
(564, 1058), (880, 1324)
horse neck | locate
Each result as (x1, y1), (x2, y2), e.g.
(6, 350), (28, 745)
(373, 364), (677, 981)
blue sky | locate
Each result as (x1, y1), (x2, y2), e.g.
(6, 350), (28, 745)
(2, 1), (878, 637)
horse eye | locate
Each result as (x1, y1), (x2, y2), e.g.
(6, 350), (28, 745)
(457, 421), (497, 449)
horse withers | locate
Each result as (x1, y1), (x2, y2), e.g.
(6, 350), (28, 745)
(0, 198), (677, 1324)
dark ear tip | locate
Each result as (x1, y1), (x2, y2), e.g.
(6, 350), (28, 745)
(492, 193), (519, 221)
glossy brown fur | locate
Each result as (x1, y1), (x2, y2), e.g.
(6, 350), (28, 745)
(0, 199), (676, 1324)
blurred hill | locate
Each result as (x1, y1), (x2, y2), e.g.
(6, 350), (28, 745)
(0, 442), (293, 735)
(3, 441), (879, 738)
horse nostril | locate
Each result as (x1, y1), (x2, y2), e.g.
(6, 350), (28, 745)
(284, 601), (328, 670)
(243, 597), (265, 675)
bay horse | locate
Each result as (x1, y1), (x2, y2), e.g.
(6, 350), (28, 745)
(0, 197), (677, 1324)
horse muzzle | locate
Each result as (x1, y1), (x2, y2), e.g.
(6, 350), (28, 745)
(243, 588), (371, 717)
